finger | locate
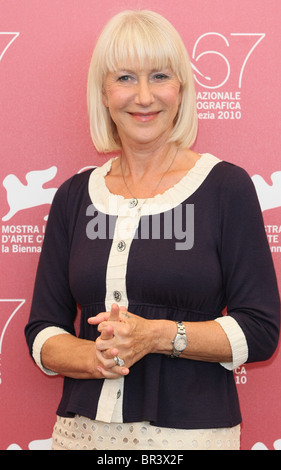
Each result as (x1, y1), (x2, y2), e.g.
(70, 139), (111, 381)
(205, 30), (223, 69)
(119, 306), (127, 313)
(88, 303), (124, 325)
(88, 311), (110, 325)
(96, 341), (117, 356)
(99, 324), (115, 340)
(109, 303), (121, 321)
(96, 345), (119, 359)
(95, 344), (130, 377)
(97, 365), (129, 379)
(95, 332), (116, 352)
(96, 347), (118, 368)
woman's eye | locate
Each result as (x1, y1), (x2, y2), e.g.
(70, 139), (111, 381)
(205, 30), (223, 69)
(153, 73), (169, 81)
(117, 75), (132, 82)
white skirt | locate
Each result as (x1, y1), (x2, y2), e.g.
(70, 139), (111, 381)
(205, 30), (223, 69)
(51, 415), (240, 450)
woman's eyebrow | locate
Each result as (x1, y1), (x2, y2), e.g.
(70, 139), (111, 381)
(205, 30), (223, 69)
(115, 67), (171, 74)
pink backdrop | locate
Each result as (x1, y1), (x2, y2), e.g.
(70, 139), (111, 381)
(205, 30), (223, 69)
(0, 0), (280, 450)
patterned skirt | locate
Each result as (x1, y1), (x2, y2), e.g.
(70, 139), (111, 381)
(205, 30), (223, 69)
(51, 415), (240, 450)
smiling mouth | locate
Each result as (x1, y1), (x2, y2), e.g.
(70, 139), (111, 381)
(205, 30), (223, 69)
(129, 111), (160, 122)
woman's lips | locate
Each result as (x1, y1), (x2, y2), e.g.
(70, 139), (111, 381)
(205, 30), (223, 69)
(129, 111), (160, 122)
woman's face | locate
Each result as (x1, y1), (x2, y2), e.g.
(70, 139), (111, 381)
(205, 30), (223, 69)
(102, 62), (182, 148)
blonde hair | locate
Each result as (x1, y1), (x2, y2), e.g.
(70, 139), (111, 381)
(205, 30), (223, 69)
(87, 10), (198, 153)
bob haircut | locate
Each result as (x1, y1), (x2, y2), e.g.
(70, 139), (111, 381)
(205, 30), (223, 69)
(87, 10), (198, 153)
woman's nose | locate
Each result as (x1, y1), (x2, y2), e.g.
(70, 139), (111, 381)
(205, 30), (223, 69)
(134, 79), (155, 106)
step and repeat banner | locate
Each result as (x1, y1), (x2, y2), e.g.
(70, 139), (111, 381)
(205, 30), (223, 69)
(0, 0), (280, 451)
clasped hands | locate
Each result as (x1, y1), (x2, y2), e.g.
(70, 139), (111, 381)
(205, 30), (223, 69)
(88, 303), (152, 379)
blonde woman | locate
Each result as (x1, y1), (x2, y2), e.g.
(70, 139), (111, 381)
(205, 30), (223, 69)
(25, 10), (280, 450)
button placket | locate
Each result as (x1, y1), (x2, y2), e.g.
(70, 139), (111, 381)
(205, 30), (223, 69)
(107, 202), (142, 309)
(96, 191), (143, 424)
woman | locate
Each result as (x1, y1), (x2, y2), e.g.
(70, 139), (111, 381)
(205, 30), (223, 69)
(25, 10), (280, 450)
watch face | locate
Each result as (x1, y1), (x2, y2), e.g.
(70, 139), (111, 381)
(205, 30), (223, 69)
(175, 336), (187, 351)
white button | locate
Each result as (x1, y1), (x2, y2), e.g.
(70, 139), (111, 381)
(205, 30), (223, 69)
(128, 198), (138, 208)
(113, 291), (122, 302)
(117, 240), (126, 252)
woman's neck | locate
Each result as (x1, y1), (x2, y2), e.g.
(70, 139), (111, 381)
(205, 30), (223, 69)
(120, 142), (178, 180)
(105, 142), (201, 199)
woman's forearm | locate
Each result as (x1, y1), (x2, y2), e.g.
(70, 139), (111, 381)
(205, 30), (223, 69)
(150, 319), (233, 362)
(41, 334), (103, 379)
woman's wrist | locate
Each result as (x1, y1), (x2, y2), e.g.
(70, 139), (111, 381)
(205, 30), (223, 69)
(149, 319), (178, 355)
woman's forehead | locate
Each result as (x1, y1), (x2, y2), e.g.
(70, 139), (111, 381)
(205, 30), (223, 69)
(105, 52), (172, 74)
(113, 58), (172, 72)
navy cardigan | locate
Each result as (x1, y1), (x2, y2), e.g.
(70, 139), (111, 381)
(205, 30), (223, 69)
(25, 157), (280, 429)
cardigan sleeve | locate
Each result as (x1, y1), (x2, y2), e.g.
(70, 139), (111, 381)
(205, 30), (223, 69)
(219, 164), (280, 364)
(25, 176), (78, 363)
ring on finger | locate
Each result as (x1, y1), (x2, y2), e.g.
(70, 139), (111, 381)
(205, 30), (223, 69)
(113, 355), (125, 367)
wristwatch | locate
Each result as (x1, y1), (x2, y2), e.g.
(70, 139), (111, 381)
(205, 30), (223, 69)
(170, 321), (187, 358)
